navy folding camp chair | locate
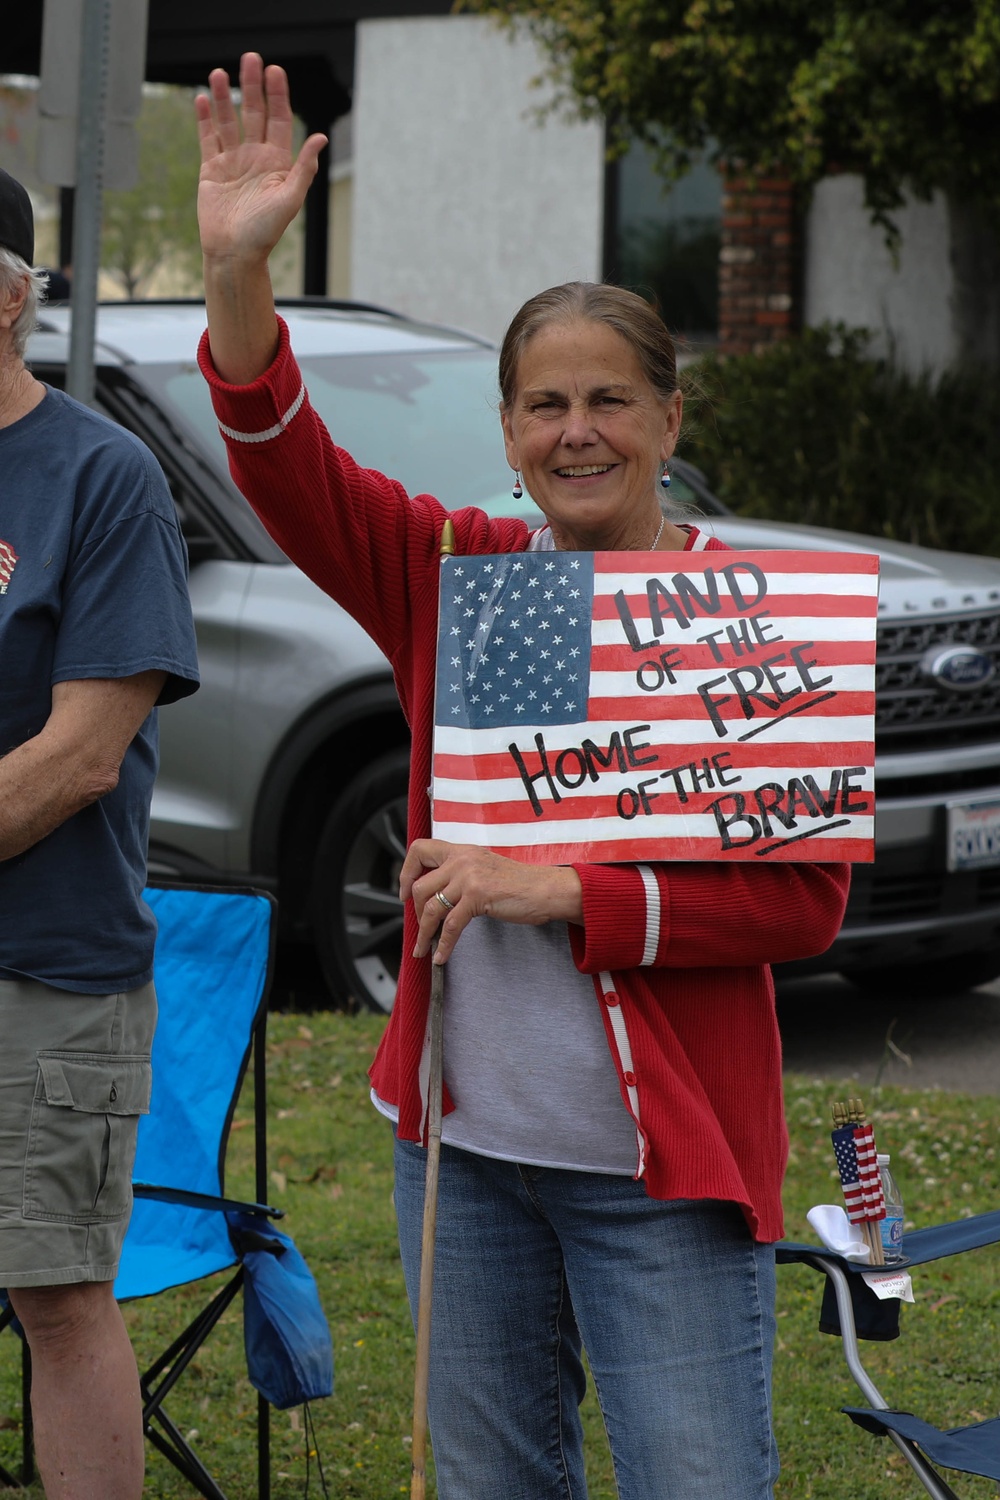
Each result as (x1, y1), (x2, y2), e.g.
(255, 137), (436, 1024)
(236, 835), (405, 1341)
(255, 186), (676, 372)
(779, 1211), (1000, 1498)
(1, 884), (332, 1498)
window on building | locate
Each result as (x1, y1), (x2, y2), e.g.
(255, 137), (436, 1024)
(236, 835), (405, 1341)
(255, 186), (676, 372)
(607, 141), (722, 350)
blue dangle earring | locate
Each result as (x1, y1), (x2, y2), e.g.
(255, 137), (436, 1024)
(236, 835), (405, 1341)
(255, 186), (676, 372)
(661, 464), (671, 491)
(512, 470), (523, 500)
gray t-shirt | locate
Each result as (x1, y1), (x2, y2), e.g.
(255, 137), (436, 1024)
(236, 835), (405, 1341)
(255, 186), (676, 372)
(374, 916), (639, 1172)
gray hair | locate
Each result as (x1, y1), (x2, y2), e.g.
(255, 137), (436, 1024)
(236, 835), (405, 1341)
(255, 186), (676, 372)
(499, 282), (679, 409)
(0, 248), (49, 360)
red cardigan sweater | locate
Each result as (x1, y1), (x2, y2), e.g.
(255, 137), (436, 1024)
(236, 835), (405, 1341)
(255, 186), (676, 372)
(199, 321), (850, 1242)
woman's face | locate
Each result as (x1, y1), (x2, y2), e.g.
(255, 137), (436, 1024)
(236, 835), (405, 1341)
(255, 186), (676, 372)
(500, 318), (682, 551)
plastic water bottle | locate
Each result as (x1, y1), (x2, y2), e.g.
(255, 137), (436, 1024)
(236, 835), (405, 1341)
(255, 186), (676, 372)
(878, 1152), (904, 1262)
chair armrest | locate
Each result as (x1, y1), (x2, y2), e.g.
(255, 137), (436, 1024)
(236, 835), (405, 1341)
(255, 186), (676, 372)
(132, 1182), (284, 1219)
(778, 1206), (1000, 1273)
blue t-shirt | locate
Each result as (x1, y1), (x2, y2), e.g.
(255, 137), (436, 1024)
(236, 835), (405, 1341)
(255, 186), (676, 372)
(0, 386), (200, 992)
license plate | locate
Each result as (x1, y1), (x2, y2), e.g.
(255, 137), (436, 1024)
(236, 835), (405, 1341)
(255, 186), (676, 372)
(947, 798), (1000, 871)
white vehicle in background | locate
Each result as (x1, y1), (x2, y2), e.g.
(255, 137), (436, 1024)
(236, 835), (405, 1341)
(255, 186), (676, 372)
(26, 299), (1000, 1011)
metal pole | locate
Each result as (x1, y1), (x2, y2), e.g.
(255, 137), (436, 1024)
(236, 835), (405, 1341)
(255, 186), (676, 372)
(66, 0), (112, 407)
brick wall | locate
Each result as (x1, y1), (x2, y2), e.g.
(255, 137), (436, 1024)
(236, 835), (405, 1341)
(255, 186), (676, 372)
(718, 171), (800, 355)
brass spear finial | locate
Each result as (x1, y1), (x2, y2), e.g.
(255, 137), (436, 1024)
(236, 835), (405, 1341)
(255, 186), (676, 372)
(834, 1096), (869, 1125)
(440, 518), (456, 557)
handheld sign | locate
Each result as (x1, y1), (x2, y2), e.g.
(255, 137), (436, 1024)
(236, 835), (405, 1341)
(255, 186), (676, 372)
(431, 549), (878, 863)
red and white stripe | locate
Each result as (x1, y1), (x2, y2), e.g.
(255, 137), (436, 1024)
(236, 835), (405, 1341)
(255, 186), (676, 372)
(853, 1122), (886, 1220)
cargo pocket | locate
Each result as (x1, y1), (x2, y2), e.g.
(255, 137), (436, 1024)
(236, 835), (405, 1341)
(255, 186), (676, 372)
(23, 1052), (152, 1223)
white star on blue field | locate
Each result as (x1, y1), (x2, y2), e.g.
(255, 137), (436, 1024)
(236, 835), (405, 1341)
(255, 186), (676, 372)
(832, 1127), (860, 1186)
(436, 553), (596, 730)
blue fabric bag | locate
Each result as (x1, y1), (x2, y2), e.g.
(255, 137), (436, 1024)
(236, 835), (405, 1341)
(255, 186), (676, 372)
(227, 1211), (334, 1409)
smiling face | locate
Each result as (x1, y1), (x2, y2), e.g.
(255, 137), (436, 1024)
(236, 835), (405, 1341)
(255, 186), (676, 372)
(499, 317), (683, 552)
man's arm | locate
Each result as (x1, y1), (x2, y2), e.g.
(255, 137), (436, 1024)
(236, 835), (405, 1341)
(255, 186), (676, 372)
(0, 671), (167, 861)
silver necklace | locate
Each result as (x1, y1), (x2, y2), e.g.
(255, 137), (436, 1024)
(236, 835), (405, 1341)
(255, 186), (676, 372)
(548, 512), (667, 552)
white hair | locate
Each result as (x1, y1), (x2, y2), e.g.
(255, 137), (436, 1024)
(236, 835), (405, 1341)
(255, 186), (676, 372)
(0, 247), (49, 360)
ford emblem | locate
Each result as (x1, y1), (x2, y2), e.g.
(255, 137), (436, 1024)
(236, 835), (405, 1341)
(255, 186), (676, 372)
(921, 644), (996, 691)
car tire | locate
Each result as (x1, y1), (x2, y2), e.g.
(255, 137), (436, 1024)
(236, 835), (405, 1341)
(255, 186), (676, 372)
(841, 949), (1000, 1001)
(312, 749), (409, 1014)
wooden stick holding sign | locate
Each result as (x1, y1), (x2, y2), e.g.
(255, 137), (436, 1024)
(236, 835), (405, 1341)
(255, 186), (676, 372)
(410, 517), (455, 1500)
(409, 959), (444, 1499)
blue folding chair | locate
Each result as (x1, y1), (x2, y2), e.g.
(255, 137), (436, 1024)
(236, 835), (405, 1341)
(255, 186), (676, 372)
(779, 1211), (1000, 1498)
(1, 885), (333, 1498)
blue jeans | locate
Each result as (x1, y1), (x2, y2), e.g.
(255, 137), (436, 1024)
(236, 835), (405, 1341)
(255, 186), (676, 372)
(394, 1137), (778, 1500)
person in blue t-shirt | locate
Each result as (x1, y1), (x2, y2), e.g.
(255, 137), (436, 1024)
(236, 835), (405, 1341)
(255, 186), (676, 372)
(0, 169), (200, 1500)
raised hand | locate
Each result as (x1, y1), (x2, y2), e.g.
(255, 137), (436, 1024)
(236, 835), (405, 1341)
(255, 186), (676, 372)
(196, 53), (327, 383)
(195, 52), (327, 265)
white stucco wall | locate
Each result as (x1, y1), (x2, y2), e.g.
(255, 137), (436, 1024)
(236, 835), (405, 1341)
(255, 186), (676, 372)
(351, 16), (605, 343)
(804, 175), (955, 375)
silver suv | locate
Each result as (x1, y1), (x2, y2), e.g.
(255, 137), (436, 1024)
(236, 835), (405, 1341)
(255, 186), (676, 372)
(26, 300), (1000, 1012)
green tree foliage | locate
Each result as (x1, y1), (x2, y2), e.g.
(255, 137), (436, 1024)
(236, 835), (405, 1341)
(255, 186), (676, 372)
(102, 86), (202, 297)
(681, 326), (1000, 555)
(467, 0), (1000, 227)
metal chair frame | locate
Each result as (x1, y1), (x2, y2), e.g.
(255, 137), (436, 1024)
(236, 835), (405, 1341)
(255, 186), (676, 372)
(1, 885), (281, 1499)
(793, 1249), (962, 1500)
(780, 1212), (1000, 1498)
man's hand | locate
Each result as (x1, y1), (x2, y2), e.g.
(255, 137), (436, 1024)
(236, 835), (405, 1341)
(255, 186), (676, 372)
(400, 838), (584, 966)
(0, 672), (166, 861)
(195, 52), (327, 266)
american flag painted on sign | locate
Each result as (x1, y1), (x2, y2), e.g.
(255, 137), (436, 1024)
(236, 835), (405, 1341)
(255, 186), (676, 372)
(431, 548), (878, 864)
(832, 1123), (886, 1223)
(0, 539), (18, 595)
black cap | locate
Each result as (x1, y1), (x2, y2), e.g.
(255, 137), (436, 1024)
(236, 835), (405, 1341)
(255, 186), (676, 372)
(0, 169), (34, 265)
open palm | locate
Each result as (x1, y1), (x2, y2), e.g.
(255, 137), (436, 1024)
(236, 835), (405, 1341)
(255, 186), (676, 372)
(195, 53), (326, 263)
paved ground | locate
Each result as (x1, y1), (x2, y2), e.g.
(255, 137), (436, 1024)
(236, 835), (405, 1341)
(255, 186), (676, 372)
(776, 973), (1000, 1096)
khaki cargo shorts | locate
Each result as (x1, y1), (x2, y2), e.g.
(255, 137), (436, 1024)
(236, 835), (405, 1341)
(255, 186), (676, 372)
(0, 977), (156, 1288)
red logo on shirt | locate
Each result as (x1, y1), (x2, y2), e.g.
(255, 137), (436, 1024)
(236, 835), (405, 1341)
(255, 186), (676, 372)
(0, 539), (17, 594)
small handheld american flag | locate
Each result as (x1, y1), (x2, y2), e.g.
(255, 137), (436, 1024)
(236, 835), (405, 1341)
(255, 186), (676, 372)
(831, 1097), (885, 1264)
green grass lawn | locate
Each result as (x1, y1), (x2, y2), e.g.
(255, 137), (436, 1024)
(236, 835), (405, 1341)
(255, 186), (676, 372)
(1, 1010), (998, 1497)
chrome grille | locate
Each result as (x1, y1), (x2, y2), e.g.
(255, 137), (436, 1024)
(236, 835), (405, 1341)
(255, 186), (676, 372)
(876, 610), (1000, 745)
(846, 864), (1000, 924)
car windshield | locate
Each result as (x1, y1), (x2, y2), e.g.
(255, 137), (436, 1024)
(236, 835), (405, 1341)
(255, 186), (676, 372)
(142, 348), (532, 518)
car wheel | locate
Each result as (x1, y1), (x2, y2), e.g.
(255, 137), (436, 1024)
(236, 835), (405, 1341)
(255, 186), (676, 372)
(841, 949), (1000, 1001)
(312, 749), (409, 1014)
